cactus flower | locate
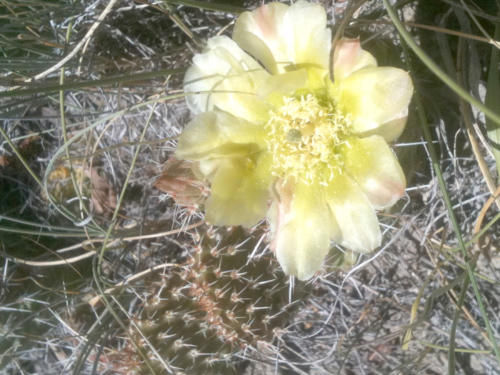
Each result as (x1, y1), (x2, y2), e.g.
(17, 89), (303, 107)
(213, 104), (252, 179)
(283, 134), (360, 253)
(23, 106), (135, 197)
(176, 1), (413, 280)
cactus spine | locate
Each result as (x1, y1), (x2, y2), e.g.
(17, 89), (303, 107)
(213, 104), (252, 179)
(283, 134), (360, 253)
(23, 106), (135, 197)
(128, 226), (303, 374)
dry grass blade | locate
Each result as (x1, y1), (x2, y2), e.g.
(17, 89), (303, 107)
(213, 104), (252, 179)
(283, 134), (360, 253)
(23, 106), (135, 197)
(24, 0), (121, 83)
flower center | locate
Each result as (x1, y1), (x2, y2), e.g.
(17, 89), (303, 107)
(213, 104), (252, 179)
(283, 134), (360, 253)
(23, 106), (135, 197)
(265, 93), (351, 185)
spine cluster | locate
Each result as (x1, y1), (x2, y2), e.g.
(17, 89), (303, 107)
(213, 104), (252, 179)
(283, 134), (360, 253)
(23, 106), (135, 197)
(128, 226), (303, 374)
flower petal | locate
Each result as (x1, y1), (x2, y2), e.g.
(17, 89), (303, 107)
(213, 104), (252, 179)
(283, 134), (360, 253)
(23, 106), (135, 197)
(333, 38), (377, 81)
(233, 1), (331, 74)
(325, 174), (381, 253)
(338, 67), (413, 141)
(342, 135), (406, 209)
(257, 69), (308, 99)
(184, 36), (270, 122)
(233, 2), (288, 74)
(175, 110), (266, 161)
(271, 181), (340, 280)
(366, 116), (408, 142)
(284, 1), (331, 70)
(205, 155), (271, 227)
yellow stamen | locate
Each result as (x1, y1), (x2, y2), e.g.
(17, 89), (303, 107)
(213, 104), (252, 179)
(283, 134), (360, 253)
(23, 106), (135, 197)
(265, 93), (351, 185)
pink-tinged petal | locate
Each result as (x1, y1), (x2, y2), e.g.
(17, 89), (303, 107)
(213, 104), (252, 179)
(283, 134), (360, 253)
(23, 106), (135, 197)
(338, 67), (413, 140)
(283, 1), (331, 70)
(342, 136), (406, 209)
(270, 180), (340, 280)
(184, 36), (270, 123)
(154, 158), (208, 207)
(233, 2), (289, 74)
(333, 38), (377, 81)
(175, 111), (266, 161)
(233, 1), (331, 74)
(205, 155), (271, 227)
(325, 174), (381, 253)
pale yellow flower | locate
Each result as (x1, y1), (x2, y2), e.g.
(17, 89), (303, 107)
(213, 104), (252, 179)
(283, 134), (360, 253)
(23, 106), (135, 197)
(176, 1), (413, 280)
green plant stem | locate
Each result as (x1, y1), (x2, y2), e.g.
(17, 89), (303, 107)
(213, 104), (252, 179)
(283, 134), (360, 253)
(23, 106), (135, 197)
(0, 126), (44, 189)
(485, 21), (500, 180)
(59, 21), (100, 231)
(0, 226), (88, 237)
(92, 101), (164, 374)
(383, 0), (500, 365)
(0, 68), (183, 98)
(421, 341), (491, 354)
(448, 272), (469, 375)
(382, 0), (500, 128)
(0, 215), (87, 232)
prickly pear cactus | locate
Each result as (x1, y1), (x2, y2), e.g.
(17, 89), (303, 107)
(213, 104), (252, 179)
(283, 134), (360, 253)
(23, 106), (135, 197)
(128, 225), (303, 375)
